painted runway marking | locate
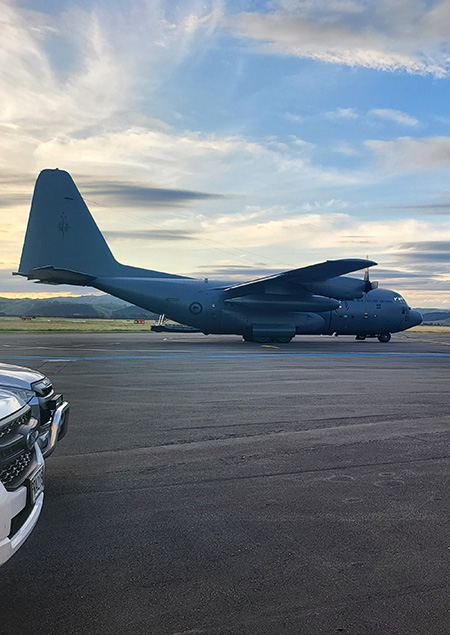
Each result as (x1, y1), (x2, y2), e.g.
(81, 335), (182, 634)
(0, 352), (450, 361)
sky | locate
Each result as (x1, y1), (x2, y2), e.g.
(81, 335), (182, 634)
(2, 0), (450, 307)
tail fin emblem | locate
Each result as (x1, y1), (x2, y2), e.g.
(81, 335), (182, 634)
(57, 214), (71, 238)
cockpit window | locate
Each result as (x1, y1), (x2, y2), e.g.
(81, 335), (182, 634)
(393, 294), (406, 303)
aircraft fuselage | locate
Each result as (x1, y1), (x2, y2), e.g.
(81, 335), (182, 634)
(93, 276), (422, 340)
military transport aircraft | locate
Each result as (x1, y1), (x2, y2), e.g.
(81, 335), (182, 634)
(15, 169), (422, 343)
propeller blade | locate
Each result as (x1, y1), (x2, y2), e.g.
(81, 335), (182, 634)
(363, 255), (373, 291)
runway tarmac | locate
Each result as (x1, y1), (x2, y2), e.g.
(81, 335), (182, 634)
(0, 331), (449, 634)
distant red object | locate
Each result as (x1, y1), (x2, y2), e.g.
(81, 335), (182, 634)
(134, 320), (145, 324)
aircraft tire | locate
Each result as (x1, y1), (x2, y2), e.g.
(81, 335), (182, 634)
(253, 336), (272, 344)
(273, 336), (293, 343)
(377, 333), (391, 343)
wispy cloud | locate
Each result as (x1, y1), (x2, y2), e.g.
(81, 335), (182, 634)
(399, 240), (450, 253)
(284, 112), (304, 124)
(0, 0), (222, 145)
(366, 136), (450, 172)
(369, 108), (418, 127)
(82, 180), (224, 207)
(333, 142), (360, 156)
(325, 108), (359, 120)
(391, 203), (450, 215)
(229, 1), (450, 76)
(103, 229), (195, 242)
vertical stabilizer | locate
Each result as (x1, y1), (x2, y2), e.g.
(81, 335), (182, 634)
(18, 169), (119, 278)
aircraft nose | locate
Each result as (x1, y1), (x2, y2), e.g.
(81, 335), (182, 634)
(408, 310), (423, 327)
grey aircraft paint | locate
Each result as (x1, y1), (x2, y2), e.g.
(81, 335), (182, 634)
(15, 169), (422, 343)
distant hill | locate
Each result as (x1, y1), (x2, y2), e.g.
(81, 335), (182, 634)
(0, 295), (158, 320)
(110, 306), (158, 319)
(415, 308), (450, 326)
(23, 302), (102, 318)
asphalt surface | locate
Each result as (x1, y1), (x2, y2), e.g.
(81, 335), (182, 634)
(0, 331), (449, 635)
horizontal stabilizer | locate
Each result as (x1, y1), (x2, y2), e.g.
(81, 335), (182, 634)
(14, 266), (96, 286)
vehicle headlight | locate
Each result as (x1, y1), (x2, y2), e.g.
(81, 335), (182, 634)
(0, 386), (35, 404)
(32, 378), (52, 396)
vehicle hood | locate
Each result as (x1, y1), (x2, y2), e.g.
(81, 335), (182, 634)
(0, 388), (24, 418)
(0, 363), (45, 390)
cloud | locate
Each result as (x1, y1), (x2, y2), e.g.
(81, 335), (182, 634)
(0, 0), (223, 145)
(284, 112), (304, 123)
(333, 142), (360, 156)
(325, 108), (358, 120)
(192, 264), (282, 279)
(30, 126), (361, 203)
(369, 108), (418, 127)
(393, 240), (450, 266)
(229, 1), (450, 76)
(0, 2), (131, 140)
(373, 268), (431, 280)
(390, 203), (450, 215)
(366, 136), (450, 172)
(82, 180), (224, 207)
(103, 229), (195, 242)
(399, 241), (450, 252)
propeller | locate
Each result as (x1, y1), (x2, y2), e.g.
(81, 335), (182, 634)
(364, 256), (378, 293)
(356, 256), (378, 340)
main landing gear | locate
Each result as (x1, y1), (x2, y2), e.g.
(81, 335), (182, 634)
(355, 333), (392, 342)
(243, 335), (293, 344)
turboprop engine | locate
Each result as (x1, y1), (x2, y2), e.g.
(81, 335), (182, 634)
(302, 275), (378, 301)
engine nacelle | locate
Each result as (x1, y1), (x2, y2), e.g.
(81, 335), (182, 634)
(302, 276), (367, 300)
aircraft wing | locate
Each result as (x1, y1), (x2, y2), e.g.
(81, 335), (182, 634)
(223, 258), (377, 294)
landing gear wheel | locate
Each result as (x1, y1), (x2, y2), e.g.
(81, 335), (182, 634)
(377, 333), (391, 343)
(253, 336), (272, 344)
(273, 336), (293, 343)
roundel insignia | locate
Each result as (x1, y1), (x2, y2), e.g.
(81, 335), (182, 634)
(189, 302), (203, 315)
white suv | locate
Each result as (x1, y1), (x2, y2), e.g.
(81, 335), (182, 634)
(0, 389), (44, 566)
(0, 363), (69, 458)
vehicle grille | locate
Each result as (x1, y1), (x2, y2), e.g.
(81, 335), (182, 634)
(0, 451), (32, 486)
(0, 409), (30, 439)
(0, 421), (14, 439)
(0, 405), (35, 488)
